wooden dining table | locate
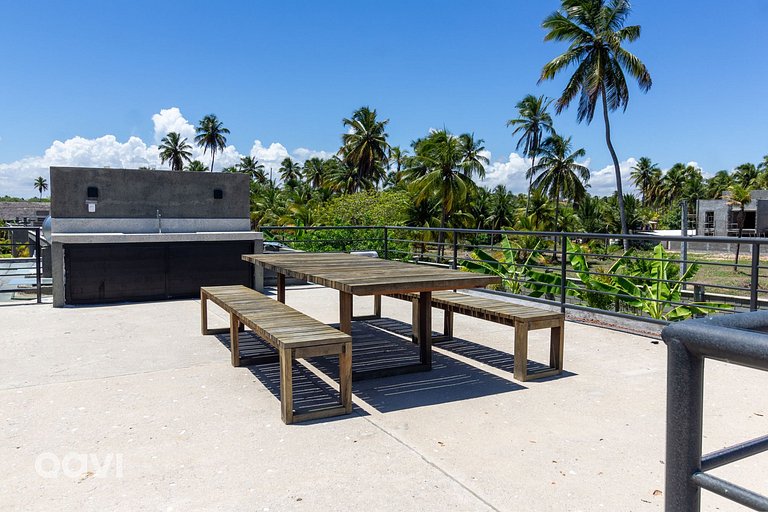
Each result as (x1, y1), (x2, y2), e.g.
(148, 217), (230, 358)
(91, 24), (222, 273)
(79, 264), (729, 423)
(242, 252), (500, 379)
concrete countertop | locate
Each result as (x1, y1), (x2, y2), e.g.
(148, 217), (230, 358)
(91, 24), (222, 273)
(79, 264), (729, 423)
(51, 231), (263, 244)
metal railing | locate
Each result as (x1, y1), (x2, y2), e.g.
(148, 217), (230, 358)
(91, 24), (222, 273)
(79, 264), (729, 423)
(661, 313), (768, 510)
(0, 226), (44, 303)
(259, 225), (768, 325)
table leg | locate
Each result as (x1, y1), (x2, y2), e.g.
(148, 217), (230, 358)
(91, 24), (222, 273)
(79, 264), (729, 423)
(339, 291), (353, 335)
(417, 291), (432, 368)
(277, 273), (286, 303)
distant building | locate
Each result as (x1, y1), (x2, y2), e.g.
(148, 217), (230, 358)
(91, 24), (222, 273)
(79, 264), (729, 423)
(0, 201), (50, 227)
(696, 190), (768, 237)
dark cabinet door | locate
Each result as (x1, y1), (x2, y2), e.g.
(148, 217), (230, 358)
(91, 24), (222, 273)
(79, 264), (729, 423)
(166, 241), (253, 298)
(65, 244), (166, 304)
(65, 241), (253, 304)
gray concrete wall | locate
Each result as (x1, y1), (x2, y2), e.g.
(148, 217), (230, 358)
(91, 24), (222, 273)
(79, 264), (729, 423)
(50, 167), (249, 219)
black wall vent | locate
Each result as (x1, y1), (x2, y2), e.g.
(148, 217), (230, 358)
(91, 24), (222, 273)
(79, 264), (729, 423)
(213, 189), (223, 199)
(87, 186), (99, 199)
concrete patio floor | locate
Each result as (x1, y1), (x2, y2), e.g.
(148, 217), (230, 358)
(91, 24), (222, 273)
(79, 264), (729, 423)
(2, 285), (766, 511)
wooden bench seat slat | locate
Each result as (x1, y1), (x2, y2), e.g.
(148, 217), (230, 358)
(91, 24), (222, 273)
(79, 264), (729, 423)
(201, 285), (352, 424)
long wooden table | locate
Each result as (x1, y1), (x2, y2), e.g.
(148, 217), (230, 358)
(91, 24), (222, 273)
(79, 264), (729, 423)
(242, 252), (500, 379)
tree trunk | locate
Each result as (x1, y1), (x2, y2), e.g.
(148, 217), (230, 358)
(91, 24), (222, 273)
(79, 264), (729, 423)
(210, 152), (216, 172)
(525, 154), (537, 216)
(601, 87), (629, 250)
(552, 184), (561, 260)
(734, 208), (745, 271)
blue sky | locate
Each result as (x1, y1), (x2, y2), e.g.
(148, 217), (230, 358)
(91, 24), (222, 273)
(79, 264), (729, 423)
(1, 0), (767, 198)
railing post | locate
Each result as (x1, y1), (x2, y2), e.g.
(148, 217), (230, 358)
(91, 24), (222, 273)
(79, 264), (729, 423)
(452, 229), (458, 270)
(560, 233), (567, 314)
(665, 335), (705, 512)
(35, 227), (42, 304)
(383, 226), (389, 260)
(750, 243), (760, 311)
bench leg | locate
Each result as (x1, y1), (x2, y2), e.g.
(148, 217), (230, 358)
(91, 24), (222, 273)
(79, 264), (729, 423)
(200, 291), (209, 335)
(513, 319), (529, 382)
(339, 342), (352, 413)
(442, 311), (454, 340)
(550, 319), (565, 372)
(279, 348), (294, 424)
(411, 299), (419, 343)
(230, 314), (241, 367)
(417, 291), (432, 368)
(373, 295), (381, 318)
(277, 273), (286, 303)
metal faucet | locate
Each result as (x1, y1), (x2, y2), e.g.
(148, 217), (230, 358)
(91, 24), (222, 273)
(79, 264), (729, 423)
(157, 209), (162, 233)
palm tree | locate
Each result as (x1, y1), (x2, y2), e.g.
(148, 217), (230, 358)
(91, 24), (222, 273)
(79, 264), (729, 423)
(458, 133), (489, 179)
(540, 0), (652, 245)
(529, 134), (590, 235)
(238, 156), (265, 182)
(340, 106), (390, 187)
(279, 157), (303, 189)
(388, 146), (409, 186)
(706, 170), (733, 199)
(326, 158), (371, 194)
(158, 132), (192, 171)
(506, 94), (555, 214)
(727, 184), (752, 270)
(487, 185), (516, 243)
(660, 164), (687, 204)
(408, 129), (485, 257)
(630, 157), (659, 206)
(194, 114), (230, 172)
(734, 163), (759, 188)
(186, 160), (208, 172)
(33, 176), (48, 199)
(302, 157), (326, 189)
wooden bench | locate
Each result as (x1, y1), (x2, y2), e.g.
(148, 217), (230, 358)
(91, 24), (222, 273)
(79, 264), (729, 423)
(200, 285), (352, 424)
(379, 291), (564, 382)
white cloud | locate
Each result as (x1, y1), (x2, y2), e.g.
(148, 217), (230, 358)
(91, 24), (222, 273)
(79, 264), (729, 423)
(0, 108), (333, 197)
(589, 157), (639, 197)
(480, 151), (532, 193)
(152, 107), (196, 144)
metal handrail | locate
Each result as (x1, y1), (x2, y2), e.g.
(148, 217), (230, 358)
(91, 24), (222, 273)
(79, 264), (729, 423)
(661, 314), (768, 510)
(259, 225), (768, 324)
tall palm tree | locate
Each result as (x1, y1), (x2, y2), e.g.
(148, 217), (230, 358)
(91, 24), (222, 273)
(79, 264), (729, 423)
(458, 133), (489, 179)
(727, 184), (752, 270)
(302, 157), (326, 189)
(629, 157), (659, 206)
(506, 94), (554, 214)
(340, 106), (390, 187)
(408, 129), (484, 257)
(158, 132), (192, 171)
(706, 170), (733, 199)
(194, 114), (230, 172)
(388, 146), (409, 185)
(660, 164), (687, 205)
(33, 176), (48, 199)
(540, 0), (652, 245)
(279, 157), (303, 189)
(734, 163), (759, 189)
(238, 156), (265, 182)
(529, 134), (590, 234)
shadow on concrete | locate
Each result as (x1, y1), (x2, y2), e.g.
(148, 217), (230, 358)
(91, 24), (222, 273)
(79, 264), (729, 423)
(216, 321), (526, 415)
(214, 331), (364, 419)
(363, 316), (569, 378)
(309, 321), (525, 414)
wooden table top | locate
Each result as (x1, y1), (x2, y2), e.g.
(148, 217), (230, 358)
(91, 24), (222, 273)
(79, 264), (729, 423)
(243, 252), (500, 296)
